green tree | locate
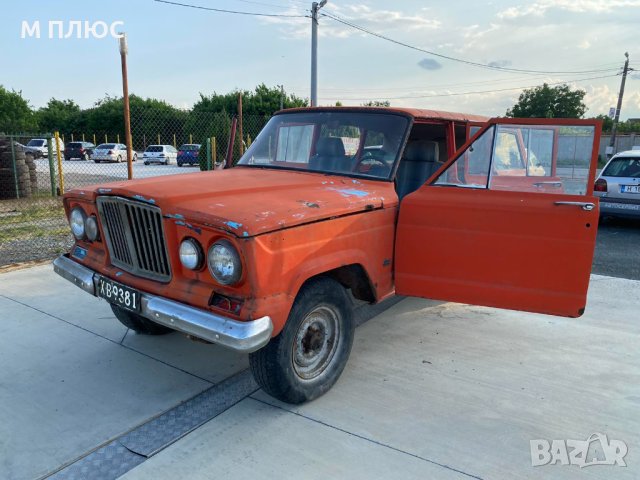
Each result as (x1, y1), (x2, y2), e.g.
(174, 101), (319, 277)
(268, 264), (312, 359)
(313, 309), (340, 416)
(506, 83), (587, 118)
(0, 86), (37, 133)
(36, 98), (81, 133)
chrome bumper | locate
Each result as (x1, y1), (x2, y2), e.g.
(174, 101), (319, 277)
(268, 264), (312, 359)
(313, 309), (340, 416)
(53, 255), (273, 353)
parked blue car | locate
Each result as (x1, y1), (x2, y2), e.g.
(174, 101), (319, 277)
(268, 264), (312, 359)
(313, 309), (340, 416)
(177, 144), (201, 166)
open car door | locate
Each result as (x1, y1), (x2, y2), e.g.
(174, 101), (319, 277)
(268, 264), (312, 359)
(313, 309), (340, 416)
(395, 118), (602, 318)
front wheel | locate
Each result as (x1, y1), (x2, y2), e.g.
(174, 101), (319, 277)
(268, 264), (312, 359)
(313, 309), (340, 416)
(110, 304), (173, 335)
(249, 277), (355, 404)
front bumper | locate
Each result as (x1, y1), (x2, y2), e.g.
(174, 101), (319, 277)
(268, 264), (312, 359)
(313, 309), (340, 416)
(53, 255), (273, 353)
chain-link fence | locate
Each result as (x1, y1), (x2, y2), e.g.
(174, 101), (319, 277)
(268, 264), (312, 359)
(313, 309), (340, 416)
(0, 113), (270, 266)
(0, 133), (71, 266)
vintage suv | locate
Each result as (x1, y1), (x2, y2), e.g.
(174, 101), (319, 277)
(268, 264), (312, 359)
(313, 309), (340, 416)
(54, 107), (602, 404)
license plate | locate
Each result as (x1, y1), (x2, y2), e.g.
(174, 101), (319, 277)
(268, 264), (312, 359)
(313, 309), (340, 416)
(621, 185), (640, 194)
(98, 277), (141, 312)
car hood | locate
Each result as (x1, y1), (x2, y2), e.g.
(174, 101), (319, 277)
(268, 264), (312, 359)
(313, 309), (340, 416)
(70, 167), (396, 237)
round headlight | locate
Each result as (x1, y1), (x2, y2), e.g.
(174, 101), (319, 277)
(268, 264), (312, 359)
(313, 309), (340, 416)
(207, 240), (242, 285)
(85, 215), (99, 241)
(70, 208), (86, 240)
(179, 238), (203, 270)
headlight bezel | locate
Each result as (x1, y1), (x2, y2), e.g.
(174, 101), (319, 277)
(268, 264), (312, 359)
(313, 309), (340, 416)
(179, 237), (204, 271)
(69, 207), (86, 240)
(207, 239), (243, 285)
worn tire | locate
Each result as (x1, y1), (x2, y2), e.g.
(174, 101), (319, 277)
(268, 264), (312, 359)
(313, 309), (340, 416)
(110, 304), (173, 335)
(249, 277), (355, 404)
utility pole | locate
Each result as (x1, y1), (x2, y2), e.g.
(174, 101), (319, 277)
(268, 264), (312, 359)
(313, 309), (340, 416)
(119, 33), (133, 180)
(608, 52), (631, 157)
(310, 0), (327, 107)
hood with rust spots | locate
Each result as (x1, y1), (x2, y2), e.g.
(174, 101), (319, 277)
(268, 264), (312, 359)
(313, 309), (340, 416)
(67, 167), (397, 237)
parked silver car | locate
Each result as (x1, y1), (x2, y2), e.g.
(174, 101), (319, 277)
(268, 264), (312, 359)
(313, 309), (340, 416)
(595, 149), (640, 219)
(92, 143), (137, 163)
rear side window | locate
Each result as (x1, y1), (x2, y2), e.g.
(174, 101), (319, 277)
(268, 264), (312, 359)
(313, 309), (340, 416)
(603, 157), (640, 177)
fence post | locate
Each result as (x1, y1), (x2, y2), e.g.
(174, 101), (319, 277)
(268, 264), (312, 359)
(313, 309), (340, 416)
(157, 133), (160, 144)
(82, 133), (85, 141)
(105, 134), (108, 143)
(117, 133), (120, 143)
(55, 131), (65, 195)
(93, 133), (96, 145)
(173, 134), (176, 148)
(47, 136), (56, 197)
(71, 133), (74, 141)
(9, 135), (19, 199)
(212, 137), (216, 168)
(190, 133), (193, 144)
(206, 138), (211, 171)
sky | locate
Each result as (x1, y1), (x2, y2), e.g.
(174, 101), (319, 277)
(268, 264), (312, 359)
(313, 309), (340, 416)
(1, 0), (639, 119)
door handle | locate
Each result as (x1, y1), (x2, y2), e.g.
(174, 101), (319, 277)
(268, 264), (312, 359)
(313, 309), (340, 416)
(554, 201), (595, 211)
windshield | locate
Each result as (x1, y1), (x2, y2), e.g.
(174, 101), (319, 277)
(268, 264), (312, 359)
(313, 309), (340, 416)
(237, 111), (410, 180)
(179, 144), (200, 151)
(27, 139), (45, 147)
(97, 144), (115, 149)
(603, 157), (640, 177)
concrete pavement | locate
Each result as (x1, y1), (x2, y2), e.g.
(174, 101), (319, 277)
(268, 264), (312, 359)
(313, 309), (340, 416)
(0, 265), (638, 479)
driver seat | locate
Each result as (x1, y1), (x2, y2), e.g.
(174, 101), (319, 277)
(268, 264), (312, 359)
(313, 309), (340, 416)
(396, 140), (440, 199)
(310, 137), (346, 172)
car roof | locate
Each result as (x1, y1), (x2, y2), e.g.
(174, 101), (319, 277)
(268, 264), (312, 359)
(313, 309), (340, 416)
(277, 106), (490, 123)
(611, 150), (640, 159)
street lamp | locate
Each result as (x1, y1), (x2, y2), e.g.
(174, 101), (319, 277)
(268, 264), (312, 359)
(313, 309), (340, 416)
(310, 0), (327, 107)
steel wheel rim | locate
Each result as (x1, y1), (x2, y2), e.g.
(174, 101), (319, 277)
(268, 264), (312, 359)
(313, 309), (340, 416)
(292, 305), (340, 380)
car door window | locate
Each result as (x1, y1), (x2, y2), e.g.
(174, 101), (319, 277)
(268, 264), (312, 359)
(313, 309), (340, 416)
(433, 123), (595, 195)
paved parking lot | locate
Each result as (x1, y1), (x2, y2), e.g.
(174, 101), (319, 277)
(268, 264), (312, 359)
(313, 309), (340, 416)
(0, 259), (638, 479)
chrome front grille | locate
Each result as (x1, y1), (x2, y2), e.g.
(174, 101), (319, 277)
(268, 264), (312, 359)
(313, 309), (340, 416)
(96, 196), (171, 282)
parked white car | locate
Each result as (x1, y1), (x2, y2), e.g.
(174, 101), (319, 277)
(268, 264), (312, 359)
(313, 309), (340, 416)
(143, 145), (178, 165)
(25, 138), (65, 158)
(92, 143), (136, 163)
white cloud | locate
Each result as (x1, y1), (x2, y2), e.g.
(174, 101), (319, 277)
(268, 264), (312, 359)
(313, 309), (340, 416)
(498, 0), (640, 19)
(578, 39), (591, 49)
(261, 3), (440, 40)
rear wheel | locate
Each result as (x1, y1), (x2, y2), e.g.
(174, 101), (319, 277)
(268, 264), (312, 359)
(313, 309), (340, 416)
(249, 277), (355, 404)
(117, 155), (122, 163)
(110, 304), (173, 335)
(83, 153), (89, 161)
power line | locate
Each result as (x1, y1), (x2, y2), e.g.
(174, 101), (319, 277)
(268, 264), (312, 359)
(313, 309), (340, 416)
(292, 71), (604, 93)
(154, 0), (309, 17)
(321, 11), (618, 76)
(318, 74), (619, 102)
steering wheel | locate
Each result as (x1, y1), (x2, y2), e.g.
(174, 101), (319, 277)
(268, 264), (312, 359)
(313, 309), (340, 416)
(354, 153), (390, 175)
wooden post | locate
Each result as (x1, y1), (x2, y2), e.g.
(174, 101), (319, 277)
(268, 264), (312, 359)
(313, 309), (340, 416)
(55, 132), (65, 195)
(238, 93), (244, 156)
(190, 133), (193, 144)
(93, 133), (96, 145)
(158, 133), (161, 144)
(173, 133), (176, 148)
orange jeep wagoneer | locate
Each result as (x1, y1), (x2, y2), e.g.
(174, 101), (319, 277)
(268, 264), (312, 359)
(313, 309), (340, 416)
(54, 107), (602, 403)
